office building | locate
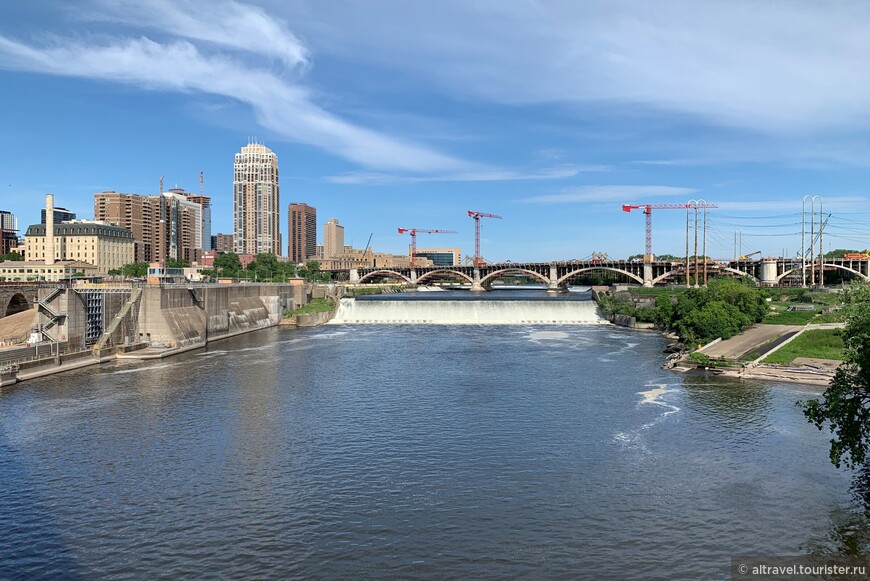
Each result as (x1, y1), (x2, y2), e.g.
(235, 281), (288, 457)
(41, 206), (76, 224)
(0, 210), (17, 255)
(25, 220), (135, 273)
(0, 260), (97, 282)
(187, 194), (212, 251)
(212, 233), (234, 253)
(323, 218), (344, 260)
(233, 142), (280, 255)
(288, 203), (317, 263)
(163, 188), (204, 259)
(415, 248), (461, 267)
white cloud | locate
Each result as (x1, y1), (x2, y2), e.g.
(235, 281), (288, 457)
(326, 164), (608, 185)
(280, 0), (870, 133)
(91, 0), (309, 68)
(0, 2), (469, 173)
(520, 185), (697, 204)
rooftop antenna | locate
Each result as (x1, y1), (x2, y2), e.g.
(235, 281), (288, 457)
(200, 171), (204, 195)
(159, 175), (164, 195)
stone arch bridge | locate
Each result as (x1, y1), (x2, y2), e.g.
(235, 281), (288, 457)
(329, 257), (870, 290)
(0, 284), (37, 317)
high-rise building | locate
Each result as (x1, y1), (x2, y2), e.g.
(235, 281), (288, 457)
(212, 233), (234, 254)
(0, 210), (15, 232)
(323, 218), (344, 260)
(233, 142), (280, 255)
(41, 207), (76, 224)
(288, 203), (317, 263)
(0, 210), (17, 255)
(187, 194), (212, 251)
(94, 191), (200, 263)
(163, 189), (204, 258)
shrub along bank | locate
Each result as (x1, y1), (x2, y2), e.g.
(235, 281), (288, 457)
(598, 278), (769, 345)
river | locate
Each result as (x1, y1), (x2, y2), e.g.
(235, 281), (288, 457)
(0, 292), (867, 579)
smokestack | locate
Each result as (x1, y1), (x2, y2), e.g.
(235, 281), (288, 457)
(45, 193), (55, 265)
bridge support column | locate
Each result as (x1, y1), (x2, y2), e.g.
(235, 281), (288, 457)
(470, 267), (486, 292)
(410, 269), (417, 285)
(349, 269), (360, 284)
(546, 263), (566, 293)
(643, 263), (653, 288)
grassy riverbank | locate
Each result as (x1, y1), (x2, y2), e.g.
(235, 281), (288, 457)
(285, 297), (335, 317)
(762, 329), (845, 364)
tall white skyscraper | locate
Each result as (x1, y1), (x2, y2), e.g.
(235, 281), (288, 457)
(233, 141), (280, 255)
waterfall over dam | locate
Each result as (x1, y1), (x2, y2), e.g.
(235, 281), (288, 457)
(329, 292), (608, 325)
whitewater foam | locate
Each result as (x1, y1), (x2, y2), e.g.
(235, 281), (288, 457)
(329, 298), (608, 325)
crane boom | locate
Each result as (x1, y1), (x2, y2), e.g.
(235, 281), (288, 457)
(622, 202), (717, 261)
(467, 210), (503, 266)
(397, 228), (458, 268)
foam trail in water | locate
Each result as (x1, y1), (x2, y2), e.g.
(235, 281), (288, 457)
(613, 384), (682, 452)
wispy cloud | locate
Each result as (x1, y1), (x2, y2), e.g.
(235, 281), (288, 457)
(326, 164), (609, 185)
(288, 1), (870, 134)
(520, 185), (697, 204)
(0, 1), (469, 173)
(90, 0), (310, 67)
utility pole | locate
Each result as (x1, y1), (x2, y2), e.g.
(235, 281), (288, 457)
(803, 195), (822, 288)
(702, 203), (708, 286)
(801, 196), (808, 288)
(685, 206), (690, 288)
(819, 199), (824, 288)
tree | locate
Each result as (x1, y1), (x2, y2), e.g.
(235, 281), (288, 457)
(117, 262), (148, 277)
(298, 260), (330, 282)
(165, 258), (189, 269)
(0, 252), (23, 261)
(214, 252), (242, 277)
(803, 283), (870, 468)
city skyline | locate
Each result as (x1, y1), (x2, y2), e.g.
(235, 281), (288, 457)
(3, 2), (870, 262)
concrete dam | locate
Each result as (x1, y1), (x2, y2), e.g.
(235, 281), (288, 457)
(329, 294), (608, 325)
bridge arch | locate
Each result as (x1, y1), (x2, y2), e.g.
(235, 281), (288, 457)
(557, 267), (643, 286)
(358, 270), (413, 284)
(415, 269), (474, 285)
(650, 267), (760, 286)
(4, 292), (31, 317)
(480, 268), (550, 287)
(776, 263), (869, 283)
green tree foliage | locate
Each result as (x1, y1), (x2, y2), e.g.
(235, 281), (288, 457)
(213, 252), (242, 277)
(109, 262), (148, 277)
(803, 283), (870, 468)
(627, 253), (684, 261)
(0, 252), (23, 261)
(598, 278), (766, 340)
(245, 253), (296, 281)
(164, 258), (189, 268)
(298, 260), (331, 282)
(825, 249), (869, 258)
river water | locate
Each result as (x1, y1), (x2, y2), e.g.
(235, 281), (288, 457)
(0, 293), (867, 579)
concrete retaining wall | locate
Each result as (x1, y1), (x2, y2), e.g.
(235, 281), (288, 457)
(611, 314), (637, 328)
(137, 284), (301, 348)
(294, 310), (336, 327)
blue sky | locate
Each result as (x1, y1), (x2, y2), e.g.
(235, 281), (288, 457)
(2, 0), (870, 262)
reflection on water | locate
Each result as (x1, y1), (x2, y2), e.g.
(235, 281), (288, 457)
(0, 325), (866, 578)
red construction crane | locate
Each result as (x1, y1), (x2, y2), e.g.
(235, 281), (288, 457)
(621, 202), (717, 261)
(397, 228), (458, 268)
(467, 210), (503, 266)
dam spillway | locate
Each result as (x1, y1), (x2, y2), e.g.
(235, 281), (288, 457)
(329, 291), (608, 325)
